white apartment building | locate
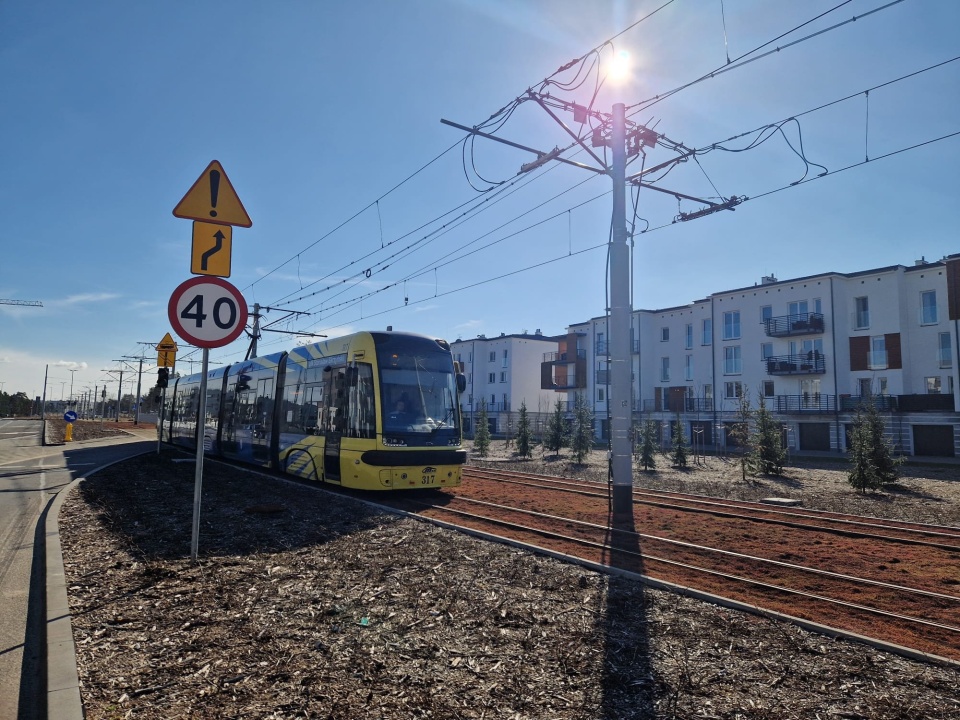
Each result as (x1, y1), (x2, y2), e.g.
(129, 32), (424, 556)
(451, 331), (560, 435)
(543, 254), (960, 457)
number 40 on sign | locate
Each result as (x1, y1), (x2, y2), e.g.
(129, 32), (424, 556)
(168, 276), (249, 349)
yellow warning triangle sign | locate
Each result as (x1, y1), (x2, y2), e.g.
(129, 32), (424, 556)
(172, 160), (252, 227)
(156, 332), (179, 351)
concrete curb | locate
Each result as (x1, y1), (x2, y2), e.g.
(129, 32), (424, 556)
(44, 476), (84, 720)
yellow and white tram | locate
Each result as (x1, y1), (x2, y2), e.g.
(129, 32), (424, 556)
(160, 331), (467, 489)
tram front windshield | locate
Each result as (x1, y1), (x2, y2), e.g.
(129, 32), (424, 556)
(377, 338), (460, 438)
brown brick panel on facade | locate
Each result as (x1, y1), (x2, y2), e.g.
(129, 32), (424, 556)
(885, 333), (902, 370)
(948, 258), (960, 321)
(849, 335), (869, 371)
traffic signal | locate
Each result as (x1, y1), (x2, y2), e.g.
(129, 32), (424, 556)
(157, 367), (169, 389)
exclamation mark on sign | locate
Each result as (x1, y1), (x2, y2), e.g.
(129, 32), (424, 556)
(209, 169), (221, 218)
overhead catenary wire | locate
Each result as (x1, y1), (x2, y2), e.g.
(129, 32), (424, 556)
(206, 1), (950, 362)
(627, 0), (905, 118)
(245, 138), (463, 293)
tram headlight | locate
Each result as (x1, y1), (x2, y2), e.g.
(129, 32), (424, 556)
(383, 437), (407, 447)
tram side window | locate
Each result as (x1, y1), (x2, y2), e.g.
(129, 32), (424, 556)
(282, 378), (324, 435)
(346, 363), (375, 439)
(321, 366), (347, 433)
(255, 377), (274, 440)
(204, 383), (222, 428)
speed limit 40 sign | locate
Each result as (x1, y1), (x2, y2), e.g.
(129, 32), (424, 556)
(168, 276), (249, 348)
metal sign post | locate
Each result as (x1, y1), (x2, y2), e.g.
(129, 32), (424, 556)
(172, 160), (251, 562)
(190, 349), (209, 562)
(156, 386), (166, 456)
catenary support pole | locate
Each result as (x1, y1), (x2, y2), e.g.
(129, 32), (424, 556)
(134, 357), (143, 425)
(115, 370), (123, 421)
(609, 102), (634, 522)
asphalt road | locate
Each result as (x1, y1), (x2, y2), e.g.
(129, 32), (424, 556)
(0, 422), (154, 720)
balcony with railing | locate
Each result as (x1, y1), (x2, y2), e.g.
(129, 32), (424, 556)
(838, 394), (897, 412)
(766, 351), (826, 375)
(543, 348), (586, 363)
(595, 340), (640, 355)
(773, 394), (836, 413)
(763, 312), (825, 338)
(640, 397), (713, 413)
(466, 401), (511, 413)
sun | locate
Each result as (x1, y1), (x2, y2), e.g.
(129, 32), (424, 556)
(608, 49), (632, 84)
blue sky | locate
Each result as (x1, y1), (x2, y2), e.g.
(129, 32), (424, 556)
(1, 0), (957, 402)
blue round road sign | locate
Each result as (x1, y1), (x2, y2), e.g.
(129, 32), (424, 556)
(64, 410), (78, 422)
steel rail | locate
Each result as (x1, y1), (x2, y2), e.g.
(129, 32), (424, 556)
(394, 498), (960, 636)
(464, 468), (960, 551)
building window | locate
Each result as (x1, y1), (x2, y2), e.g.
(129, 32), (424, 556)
(723, 311), (741, 340)
(660, 357), (670, 382)
(859, 378), (873, 397)
(940, 332), (953, 368)
(661, 327), (669, 342)
(490, 394), (496, 405)
(878, 377), (888, 395)
(761, 342), (773, 360)
(921, 290), (938, 325)
(500, 371), (507, 382)
(685, 323), (693, 349)
(489, 351), (496, 362)
(855, 296), (869, 329)
(724, 381), (743, 399)
(869, 336), (887, 370)
(702, 318), (713, 345)
(926, 376), (942, 394)
(488, 372), (496, 383)
(723, 346), (741, 375)
(789, 300), (808, 317)
(597, 387), (605, 402)
(684, 354), (693, 381)
(704, 384), (713, 403)
(761, 305), (772, 325)
(763, 380), (775, 397)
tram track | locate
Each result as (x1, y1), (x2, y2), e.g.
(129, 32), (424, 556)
(372, 467), (960, 663)
(465, 466), (960, 550)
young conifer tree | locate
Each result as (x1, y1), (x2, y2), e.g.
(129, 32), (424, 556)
(571, 392), (594, 464)
(670, 414), (689, 468)
(638, 420), (657, 471)
(848, 403), (902, 491)
(516, 400), (532, 458)
(545, 398), (568, 457)
(474, 399), (491, 458)
(751, 393), (786, 476)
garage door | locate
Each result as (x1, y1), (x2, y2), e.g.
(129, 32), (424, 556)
(912, 425), (955, 457)
(798, 422), (831, 451)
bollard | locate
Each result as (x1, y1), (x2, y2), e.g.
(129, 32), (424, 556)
(64, 422), (73, 442)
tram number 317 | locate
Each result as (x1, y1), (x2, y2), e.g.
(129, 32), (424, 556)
(421, 468), (437, 485)
(181, 295), (238, 329)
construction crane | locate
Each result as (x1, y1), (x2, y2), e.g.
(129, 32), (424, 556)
(0, 299), (43, 307)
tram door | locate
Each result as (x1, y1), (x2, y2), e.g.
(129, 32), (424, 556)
(322, 366), (347, 482)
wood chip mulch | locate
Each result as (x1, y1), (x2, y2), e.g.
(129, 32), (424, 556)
(59, 452), (960, 719)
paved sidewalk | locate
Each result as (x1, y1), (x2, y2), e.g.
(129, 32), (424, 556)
(46, 425), (159, 720)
